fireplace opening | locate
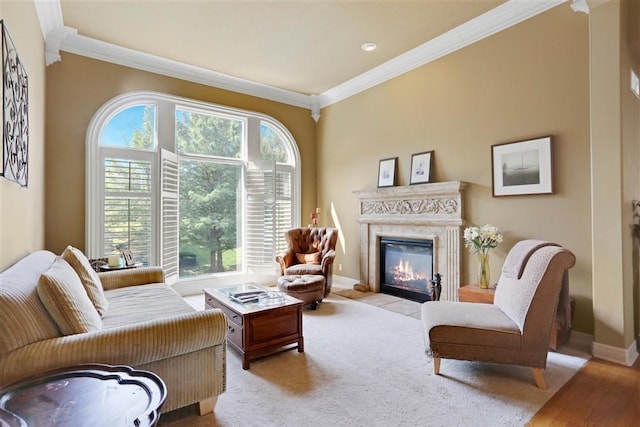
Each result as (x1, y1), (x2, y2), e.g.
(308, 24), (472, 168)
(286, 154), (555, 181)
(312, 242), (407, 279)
(380, 237), (434, 303)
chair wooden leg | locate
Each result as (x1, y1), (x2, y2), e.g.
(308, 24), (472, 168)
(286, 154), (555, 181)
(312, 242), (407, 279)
(531, 368), (547, 389)
(198, 396), (218, 415)
(433, 357), (441, 375)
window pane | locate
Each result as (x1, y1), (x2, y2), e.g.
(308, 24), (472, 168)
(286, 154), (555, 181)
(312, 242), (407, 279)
(178, 159), (242, 278)
(260, 123), (291, 163)
(175, 108), (243, 158)
(103, 158), (153, 265)
(100, 105), (156, 149)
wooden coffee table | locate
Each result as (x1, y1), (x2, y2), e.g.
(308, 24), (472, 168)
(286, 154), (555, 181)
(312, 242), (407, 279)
(0, 364), (166, 427)
(204, 283), (304, 370)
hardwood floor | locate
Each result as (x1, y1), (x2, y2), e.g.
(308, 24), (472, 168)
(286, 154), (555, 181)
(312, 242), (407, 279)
(528, 357), (640, 426)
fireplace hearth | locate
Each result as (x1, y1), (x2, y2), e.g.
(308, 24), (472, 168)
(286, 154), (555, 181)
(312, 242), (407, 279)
(380, 237), (434, 302)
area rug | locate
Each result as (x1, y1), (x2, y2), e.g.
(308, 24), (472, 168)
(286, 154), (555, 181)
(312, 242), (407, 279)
(159, 293), (589, 427)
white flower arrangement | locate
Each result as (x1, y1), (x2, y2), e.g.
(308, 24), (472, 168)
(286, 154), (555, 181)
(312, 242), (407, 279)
(463, 224), (503, 254)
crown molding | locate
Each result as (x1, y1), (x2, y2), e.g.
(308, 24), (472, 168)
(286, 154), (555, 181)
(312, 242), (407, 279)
(34, 0), (64, 39)
(60, 33), (312, 109)
(36, 0), (568, 114)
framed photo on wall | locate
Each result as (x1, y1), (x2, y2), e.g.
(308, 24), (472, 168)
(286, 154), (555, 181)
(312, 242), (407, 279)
(491, 136), (554, 197)
(377, 157), (397, 188)
(409, 151), (433, 185)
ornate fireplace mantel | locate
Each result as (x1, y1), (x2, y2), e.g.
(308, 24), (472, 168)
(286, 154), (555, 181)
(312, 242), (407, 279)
(354, 181), (467, 301)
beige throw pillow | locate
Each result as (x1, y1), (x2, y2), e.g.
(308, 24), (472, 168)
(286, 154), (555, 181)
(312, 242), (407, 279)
(295, 252), (321, 265)
(37, 257), (102, 335)
(61, 245), (109, 316)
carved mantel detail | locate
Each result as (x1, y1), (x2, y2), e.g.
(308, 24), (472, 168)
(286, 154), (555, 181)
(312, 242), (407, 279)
(354, 181), (467, 301)
(362, 198), (458, 216)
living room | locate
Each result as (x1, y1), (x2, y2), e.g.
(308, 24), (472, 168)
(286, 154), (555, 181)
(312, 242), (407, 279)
(0, 0), (638, 424)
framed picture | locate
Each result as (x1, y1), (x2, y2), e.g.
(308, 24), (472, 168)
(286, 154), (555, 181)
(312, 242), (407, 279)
(122, 249), (135, 267)
(491, 136), (554, 197)
(409, 151), (433, 185)
(377, 157), (397, 188)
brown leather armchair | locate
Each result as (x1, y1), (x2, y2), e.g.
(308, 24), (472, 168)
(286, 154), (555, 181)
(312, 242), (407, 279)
(275, 227), (338, 297)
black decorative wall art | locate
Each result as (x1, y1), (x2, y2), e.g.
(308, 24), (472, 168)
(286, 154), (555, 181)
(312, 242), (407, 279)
(1, 20), (28, 187)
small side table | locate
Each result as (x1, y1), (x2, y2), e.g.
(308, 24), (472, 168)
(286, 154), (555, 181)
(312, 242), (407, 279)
(0, 364), (166, 427)
(458, 283), (496, 304)
(99, 262), (143, 272)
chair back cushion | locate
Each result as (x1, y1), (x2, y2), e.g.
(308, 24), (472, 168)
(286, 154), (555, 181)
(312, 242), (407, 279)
(501, 240), (559, 279)
(494, 246), (575, 348)
(285, 228), (338, 260)
(0, 251), (62, 354)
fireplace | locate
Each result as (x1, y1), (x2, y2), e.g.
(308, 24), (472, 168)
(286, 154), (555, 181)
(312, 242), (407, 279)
(354, 181), (466, 301)
(380, 238), (434, 302)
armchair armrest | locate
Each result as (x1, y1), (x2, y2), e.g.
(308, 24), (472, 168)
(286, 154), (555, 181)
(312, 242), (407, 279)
(0, 309), (227, 386)
(275, 250), (295, 274)
(321, 249), (336, 271)
(99, 267), (165, 290)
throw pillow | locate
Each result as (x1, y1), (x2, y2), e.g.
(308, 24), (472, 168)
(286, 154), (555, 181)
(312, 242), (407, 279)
(37, 257), (102, 335)
(61, 245), (109, 316)
(295, 252), (321, 265)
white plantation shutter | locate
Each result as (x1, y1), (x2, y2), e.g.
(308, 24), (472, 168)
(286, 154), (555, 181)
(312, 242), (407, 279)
(246, 161), (276, 267)
(274, 168), (293, 254)
(245, 161), (294, 267)
(161, 149), (179, 283)
(103, 158), (153, 265)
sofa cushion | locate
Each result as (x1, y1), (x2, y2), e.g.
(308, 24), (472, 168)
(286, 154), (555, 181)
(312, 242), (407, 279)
(102, 283), (195, 329)
(0, 251), (62, 354)
(61, 245), (109, 316)
(37, 258), (103, 335)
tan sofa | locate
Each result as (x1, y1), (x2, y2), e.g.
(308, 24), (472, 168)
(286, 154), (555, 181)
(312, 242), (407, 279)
(0, 249), (227, 414)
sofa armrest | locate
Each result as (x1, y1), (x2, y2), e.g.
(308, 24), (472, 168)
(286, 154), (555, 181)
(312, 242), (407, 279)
(0, 309), (227, 385)
(98, 267), (165, 290)
(275, 250), (295, 274)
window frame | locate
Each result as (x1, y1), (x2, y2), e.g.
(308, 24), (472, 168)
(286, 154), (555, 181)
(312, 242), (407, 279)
(86, 91), (301, 281)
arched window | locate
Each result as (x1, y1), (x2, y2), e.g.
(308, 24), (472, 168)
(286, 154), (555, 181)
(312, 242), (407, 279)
(86, 92), (300, 284)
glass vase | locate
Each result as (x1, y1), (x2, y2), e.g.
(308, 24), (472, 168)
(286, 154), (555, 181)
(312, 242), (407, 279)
(477, 252), (490, 289)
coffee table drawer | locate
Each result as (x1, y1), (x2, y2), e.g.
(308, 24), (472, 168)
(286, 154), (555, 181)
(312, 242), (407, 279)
(205, 294), (243, 326)
(226, 319), (243, 349)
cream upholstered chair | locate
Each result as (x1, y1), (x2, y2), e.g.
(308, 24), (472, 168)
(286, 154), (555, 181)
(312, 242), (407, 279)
(275, 227), (338, 297)
(421, 240), (576, 389)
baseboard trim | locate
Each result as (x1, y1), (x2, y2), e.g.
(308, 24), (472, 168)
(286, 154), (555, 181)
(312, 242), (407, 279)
(569, 330), (592, 348)
(592, 339), (639, 366)
(331, 274), (360, 287)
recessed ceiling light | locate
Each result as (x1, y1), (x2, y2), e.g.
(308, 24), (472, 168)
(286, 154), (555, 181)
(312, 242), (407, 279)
(361, 42), (377, 52)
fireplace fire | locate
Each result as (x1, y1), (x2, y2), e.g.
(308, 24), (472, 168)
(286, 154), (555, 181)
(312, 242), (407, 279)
(380, 238), (434, 302)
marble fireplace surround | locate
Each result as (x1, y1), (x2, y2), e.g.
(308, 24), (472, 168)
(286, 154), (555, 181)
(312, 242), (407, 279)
(353, 181), (466, 302)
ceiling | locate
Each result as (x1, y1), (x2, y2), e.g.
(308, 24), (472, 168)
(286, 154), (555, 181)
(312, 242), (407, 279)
(59, 0), (505, 96)
(37, 1), (575, 111)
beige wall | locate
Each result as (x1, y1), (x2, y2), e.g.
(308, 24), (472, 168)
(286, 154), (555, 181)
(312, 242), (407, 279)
(317, 6), (594, 333)
(45, 53), (317, 255)
(0, 1), (46, 271)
